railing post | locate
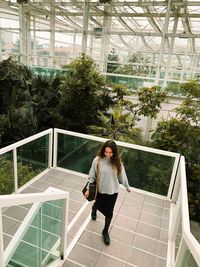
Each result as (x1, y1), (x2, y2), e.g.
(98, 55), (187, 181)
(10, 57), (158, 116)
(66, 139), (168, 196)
(53, 129), (58, 168)
(167, 155), (181, 200)
(60, 196), (69, 260)
(48, 129), (53, 168)
(0, 208), (5, 267)
(13, 148), (18, 192)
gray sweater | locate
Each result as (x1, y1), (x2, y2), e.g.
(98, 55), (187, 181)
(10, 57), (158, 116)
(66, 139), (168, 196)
(88, 156), (130, 194)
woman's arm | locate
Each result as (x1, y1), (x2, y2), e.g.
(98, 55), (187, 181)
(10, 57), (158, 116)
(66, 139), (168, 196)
(84, 157), (98, 197)
(88, 157), (98, 183)
(118, 163), (131, 192)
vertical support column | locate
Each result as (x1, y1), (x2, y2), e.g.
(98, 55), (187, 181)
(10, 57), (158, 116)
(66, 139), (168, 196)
(72, 30), (76, 59)
(99, 5), (112, 72)
(53, 129), (58, 168)
(155, 0), (172, 85)
(180, 40), (190, 81)
(89, 26), (94, 57)
(48, 129), (53, 168)
(163, 16), (179, 87)
(81, 0), (89, 55)
(13, 148), (18, 192)
(50, 1), (55, 67)
(26, 11), (31, 65)
(19, 5), (27, 64)
(33, 16), (37, 66)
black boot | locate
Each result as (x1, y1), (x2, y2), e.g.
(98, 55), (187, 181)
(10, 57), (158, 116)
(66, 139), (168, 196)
(102, 217), (111, 245)
(91, 204), (97, 220)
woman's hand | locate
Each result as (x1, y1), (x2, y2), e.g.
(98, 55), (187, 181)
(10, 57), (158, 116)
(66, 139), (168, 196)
(84, 190), (89, 198)
(127, 188), (131, 192)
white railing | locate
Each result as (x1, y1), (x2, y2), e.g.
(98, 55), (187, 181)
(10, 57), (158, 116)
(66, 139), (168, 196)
(53, 128), (180, 199)
(0, 128), (199, 266)
(0, 187), (69, 267)
(0, 129), (53, 193)
(168, 156), (200, 267)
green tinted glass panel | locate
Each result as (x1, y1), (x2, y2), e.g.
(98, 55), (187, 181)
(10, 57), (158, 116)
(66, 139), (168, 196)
(57, 134), (176, 196)
(106, 74), (156, 91)
(119, 146), (175, 195)
(7, 200), (63, 267)
(32, 66), (68, 76)
(175, 219), (182, 259)
(17, 135), (49, 187)
(57, 133), (102, 174)
(181, 250), (199, 267)
(0, 152), (14, 195)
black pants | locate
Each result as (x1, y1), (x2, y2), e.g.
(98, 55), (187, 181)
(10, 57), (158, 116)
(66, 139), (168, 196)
(93, 192), (118, 219)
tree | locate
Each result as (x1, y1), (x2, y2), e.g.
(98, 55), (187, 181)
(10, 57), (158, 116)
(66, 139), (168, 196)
(0, 57), (37, 146)
(112, 84), (167, 120)
(88, 105), (143, 144)
(151, 80), (200, 222)
(30, 74), (62, 131)
(107, 48), (120, 73)
(119, 52), (154, 76)
(60, 55), (111, 133)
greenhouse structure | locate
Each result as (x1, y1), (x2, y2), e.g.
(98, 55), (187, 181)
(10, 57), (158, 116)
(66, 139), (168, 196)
(0, 1), (200, 267)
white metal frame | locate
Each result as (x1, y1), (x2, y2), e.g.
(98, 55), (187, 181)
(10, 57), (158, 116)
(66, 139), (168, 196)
(53, 128), (180, 199)
(0, 187), (69, 267)
(0, 128), (53, 194)
(0, 128), (199, 267)
(168, 156), (200, 267)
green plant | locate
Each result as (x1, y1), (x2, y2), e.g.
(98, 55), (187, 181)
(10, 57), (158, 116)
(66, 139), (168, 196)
(0, 157), (39, 195)
(60, 55), (111, 132)
(88, 105), (143, 144)
(151, 80), (200, 221)
(0, 57), (37, 146)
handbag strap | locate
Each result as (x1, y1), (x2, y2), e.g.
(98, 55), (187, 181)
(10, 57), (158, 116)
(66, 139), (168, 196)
(95, 157), (100, 198)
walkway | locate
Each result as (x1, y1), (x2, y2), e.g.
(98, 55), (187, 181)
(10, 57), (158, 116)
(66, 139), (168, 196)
(3, 168), (170, 267)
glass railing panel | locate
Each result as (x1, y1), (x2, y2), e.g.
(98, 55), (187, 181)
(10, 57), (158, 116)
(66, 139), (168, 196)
(0, 152), (14, 195)
(180, 250), (199, 267)
(119, 146), (175, 196)
(57, 134), (176, 196)
(175, 219), (182, 260)
(57, 133), (102, 174)
(17, 135), (49, 187)
(106, 74), (155, 91)
(7, 199), (63, 267)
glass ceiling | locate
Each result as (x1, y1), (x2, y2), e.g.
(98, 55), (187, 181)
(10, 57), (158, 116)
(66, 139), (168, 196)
(1, 0), (200, 85)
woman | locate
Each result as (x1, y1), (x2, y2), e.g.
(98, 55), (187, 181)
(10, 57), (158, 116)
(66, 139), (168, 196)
(84, 140), (130, 245)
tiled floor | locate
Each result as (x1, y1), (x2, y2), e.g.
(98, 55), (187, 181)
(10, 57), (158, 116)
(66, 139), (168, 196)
(2, 168), (170, 267)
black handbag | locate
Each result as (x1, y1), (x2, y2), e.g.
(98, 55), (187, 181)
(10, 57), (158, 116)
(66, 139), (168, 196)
(82, 157), (100, 201)
(82, 181), (97, 201)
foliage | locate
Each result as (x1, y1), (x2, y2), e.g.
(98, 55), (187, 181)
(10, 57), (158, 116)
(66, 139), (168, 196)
(112, 84), (167, 120)
(175, 80), (200, 127)
(118, 53), (154, 76)
(60, 55), (111, 132)
(107, 48), (120, 73)
(30, 74), (62, 131)
(187, 165), (200, 222)
(0, 157), (39, 195)
(151, 80), (200, 221)
(0, 57), (37, 146)
(88, 105), (143, 144)
(143, 164), (172, 195)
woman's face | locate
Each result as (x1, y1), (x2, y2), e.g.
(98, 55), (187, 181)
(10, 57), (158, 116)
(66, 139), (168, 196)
(104, 147), (113, 159)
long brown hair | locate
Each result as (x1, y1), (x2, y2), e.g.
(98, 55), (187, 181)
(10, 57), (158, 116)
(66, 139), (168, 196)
(98, 140), (122, 175)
